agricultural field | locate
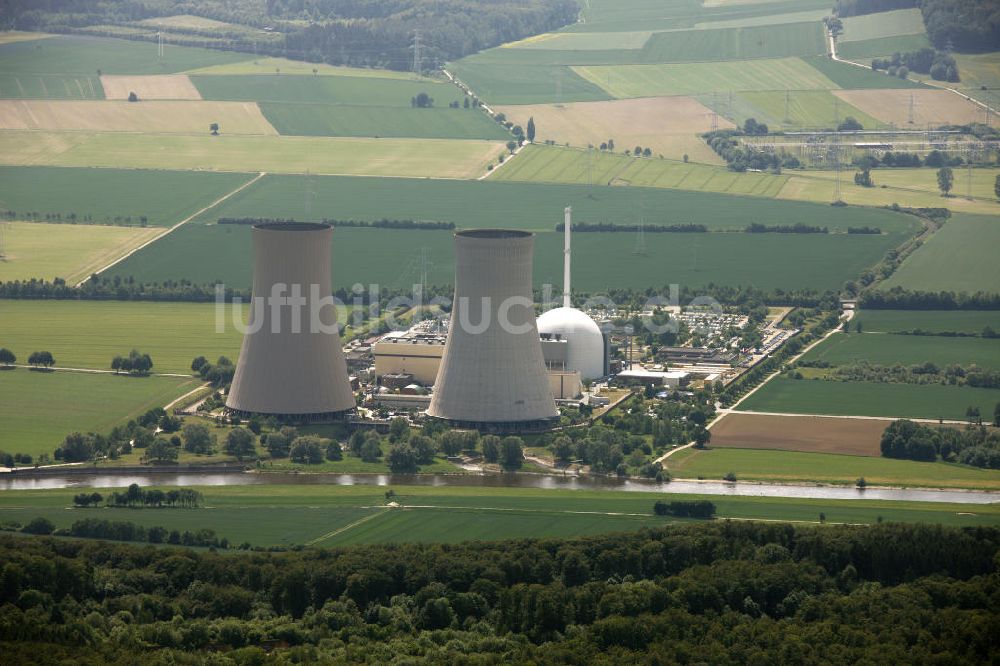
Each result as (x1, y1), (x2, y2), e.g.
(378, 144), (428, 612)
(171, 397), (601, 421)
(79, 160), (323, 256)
(258, 102), (508, 140)
(448, 61), (612, 105)
(776, 172), (1000, 215)
(0, 100), (277, 135)
(1, 484), (997, 549)
(0, 300), (246, 374)
(494, 97), (728, 163)
(0, 74), (103, 99)
(186, 57), (419, 79)
(667, 446), (1000, 490)
(0, 32), (53, 45)
(0, 34), (249, 76)
(502, 31), (654, 51)
(854, 310), (1000, 335)
(99, 74), (202, 100)
(570, 0), (832, 33)
(740, 377), (1000, 421)
(146, 170), (915, 234)
(836, 34), (933, 61)
(710, 413), (888, 456)
(108, 217), (914, 293)
(573, 58), (839, 98)
(640, 22), (827, 62)
(839, 8), (928, 43)
(0, 369), (199, 457)
(730, 90), (881, 130)
(800, 332), (1000, 369)
(493, 145), (788, 197)
(948, 52), (1000, 107)
(802, 55), (926, 89)
(882, 213), (1000, 293)
(192, 74), (468, 107)
(0, 131), (505, 179)
(0, 222), (161, 284)
(833, 89), (985, 126)
(0, 166), (254, 227)
(693, 8), (830, 30)
(797, 167), (1000, 203)
(136, 14), (244, 31)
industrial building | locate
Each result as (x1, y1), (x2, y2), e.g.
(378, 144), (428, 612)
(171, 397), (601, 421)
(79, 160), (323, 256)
(226, 222), (356, 420)
(427, 229), (559, 431)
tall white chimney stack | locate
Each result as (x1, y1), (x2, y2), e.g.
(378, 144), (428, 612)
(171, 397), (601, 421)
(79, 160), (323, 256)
(563, 206), (572, 308)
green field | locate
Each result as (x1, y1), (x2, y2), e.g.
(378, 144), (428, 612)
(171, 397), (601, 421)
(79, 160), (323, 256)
(0, 35), (249, 76)
(571, 0), (832, 33)
(1, 483), (997, 549)
(668, 446), (1000, 489)
(193, 74), (468, 107)
(0, 300), (246, 374)
(741, 377), (1000, 420)
(802, 55), (926, 89)
(493, 145), (790, 198)
(839, 8), (927, 43)
(108, 221), (914, 293)
(447, 61), (612, 105)
(0, 166), (254, 227)
(882, 213), (1000, 294)
(732, 90), (881, 129)
(0, 369), (198, 457)
(0, 131), (504, 179)
(837, 34), (933, 60)
(186, 56), (421, 79)
(0, 222), (161, 284)
(258, 102), (508, 140)
(641, 22), (827, 62)
(573, 57), (839, 98)
(0, 73), (103, 99)
(801, 332), (1000, 369)
(855, 310), (1000, 334)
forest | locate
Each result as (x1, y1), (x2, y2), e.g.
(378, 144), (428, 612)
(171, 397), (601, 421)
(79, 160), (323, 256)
(1, 0), (580, 70)
(1, 522), (998, 662)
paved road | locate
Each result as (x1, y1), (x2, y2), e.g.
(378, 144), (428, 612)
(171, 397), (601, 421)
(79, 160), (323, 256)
(8, 364), (192, 378)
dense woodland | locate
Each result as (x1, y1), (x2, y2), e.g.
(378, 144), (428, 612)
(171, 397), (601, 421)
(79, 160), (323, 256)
(1, 0), (579, 71)
(834, 0), (1000, 52)
(0, 522), (998, 662)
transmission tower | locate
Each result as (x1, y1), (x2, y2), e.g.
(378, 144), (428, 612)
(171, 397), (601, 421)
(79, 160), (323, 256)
(833, 134), (843, 204)
(908, 93), (916, 124)
(966, 144), (975, 201)
(784, 89), (790, 125)
(0, 221), (8, 260)
(833, 95), (840, 127)
(303, 170), (315, 218)
(411, 29), (422, 76)
(157, 31), (164, 58)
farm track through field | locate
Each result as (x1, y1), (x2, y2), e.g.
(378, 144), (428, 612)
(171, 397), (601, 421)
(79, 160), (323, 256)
(306, 509), (388, 545)
(77, 171), (266, 286)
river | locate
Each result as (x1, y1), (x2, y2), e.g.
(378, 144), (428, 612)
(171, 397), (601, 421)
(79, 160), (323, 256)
(1, 470), (998, 504)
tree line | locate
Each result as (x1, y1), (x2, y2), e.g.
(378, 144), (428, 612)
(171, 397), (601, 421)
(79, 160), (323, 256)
(554, 222), (708, 233)
(859, 287), (1000, 310)
(0, 521), (997, 661)
(745, 223), (828, 234)
(871, 48), (960, 82)
(218, 217), (456, 230)
(880, 418), (1000, 467)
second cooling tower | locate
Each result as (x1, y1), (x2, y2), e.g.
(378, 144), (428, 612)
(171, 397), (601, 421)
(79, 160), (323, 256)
(427, 229), (558, 430)
(226, 222), (355, 420)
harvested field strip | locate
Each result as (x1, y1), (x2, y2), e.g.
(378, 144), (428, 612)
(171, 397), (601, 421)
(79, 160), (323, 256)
(833, 89), (984, 126)
(0, 131), (505, 179)
(711, 413), (888, 456)
(100, 74), (201, 100)
(0, 100), (277, 135)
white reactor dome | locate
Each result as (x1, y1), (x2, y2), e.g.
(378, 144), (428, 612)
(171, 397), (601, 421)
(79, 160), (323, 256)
(537, 307), (605, 380)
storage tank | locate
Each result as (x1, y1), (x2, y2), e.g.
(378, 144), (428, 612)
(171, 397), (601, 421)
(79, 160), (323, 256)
(427, 229), (558, 430)
(226, 222), (355, 420)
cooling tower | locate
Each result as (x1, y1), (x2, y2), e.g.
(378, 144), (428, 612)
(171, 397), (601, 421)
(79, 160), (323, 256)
(427, 229), (558, 430)
(226, 222), (355, 420)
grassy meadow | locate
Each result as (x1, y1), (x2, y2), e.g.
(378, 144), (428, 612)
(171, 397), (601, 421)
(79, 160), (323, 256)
(667, 446), (1000, 490)
(801, 332), (1000, 369)
(1, 484), (997, 549)
(192, 74), (468, 107)
(732, 90), (881, 129)
(0, 369), (199, 457)
(740, 377), (1000, 421)
(839, 8), (928, 43)
(448, 61), (612, 105)
(0, 74), (103, 99)
(640, 22), (827, 62)
(836, 34), (933, 60)
(0, 166), (254, 226)
(854, 310), (1000, 334)
(0, 222), (161, 284)
(0, 300), (245, 374)
(882, 213), (1000, 293)
(802, 55), (926, 89)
